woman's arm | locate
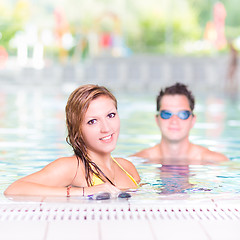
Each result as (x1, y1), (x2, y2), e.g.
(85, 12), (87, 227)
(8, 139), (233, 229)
(4, 157), (80, 196)
(4, 156), (121, 197)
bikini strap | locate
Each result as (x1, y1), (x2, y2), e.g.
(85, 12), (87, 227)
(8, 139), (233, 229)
(111, 156), (138, 187)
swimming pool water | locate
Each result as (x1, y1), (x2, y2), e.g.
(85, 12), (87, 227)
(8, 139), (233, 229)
(0, 84), (240, 198)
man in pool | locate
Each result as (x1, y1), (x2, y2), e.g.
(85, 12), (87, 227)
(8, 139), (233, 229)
(132, 82), (229, 163)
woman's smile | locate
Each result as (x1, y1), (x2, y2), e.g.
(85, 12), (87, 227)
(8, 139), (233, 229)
(100, 134), (114, 142)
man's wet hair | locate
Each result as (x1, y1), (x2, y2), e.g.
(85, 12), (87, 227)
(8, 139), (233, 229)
(156, 82), (195, 111)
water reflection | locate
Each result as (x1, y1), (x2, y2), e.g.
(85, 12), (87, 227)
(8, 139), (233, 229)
(137, 157), (240, 196)
(159, 164), (194, 194)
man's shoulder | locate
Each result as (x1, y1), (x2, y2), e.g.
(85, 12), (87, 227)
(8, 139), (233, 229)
(192, 144), (229, 162)
(131, 145), (160, 159)
(202, 148), (229, 162)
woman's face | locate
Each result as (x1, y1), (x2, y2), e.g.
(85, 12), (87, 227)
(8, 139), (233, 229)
(81, 95), (120, 156)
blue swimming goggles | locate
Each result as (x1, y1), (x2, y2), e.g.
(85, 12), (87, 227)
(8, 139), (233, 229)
(159, 110), (193, 120)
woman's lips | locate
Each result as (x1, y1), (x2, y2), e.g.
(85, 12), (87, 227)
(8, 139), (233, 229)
(100, 134), (113, 141)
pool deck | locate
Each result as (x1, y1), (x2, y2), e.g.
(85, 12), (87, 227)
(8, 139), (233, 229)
(0, 193), (239, 240)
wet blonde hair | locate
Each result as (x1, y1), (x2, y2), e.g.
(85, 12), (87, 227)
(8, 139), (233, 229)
(66, 84), (117, 186)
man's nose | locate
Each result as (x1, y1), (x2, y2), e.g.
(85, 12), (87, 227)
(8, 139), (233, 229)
(170, 114), (179, 122)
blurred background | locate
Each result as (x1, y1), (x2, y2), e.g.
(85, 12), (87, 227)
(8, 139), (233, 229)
(1, 0), (240, 191)
(0, 0), (239, 94)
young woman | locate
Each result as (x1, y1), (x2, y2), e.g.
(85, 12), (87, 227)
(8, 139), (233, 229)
(4, 84), (140, 197)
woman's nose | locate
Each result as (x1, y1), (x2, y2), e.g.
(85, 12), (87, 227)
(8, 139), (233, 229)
(100, 120), (110, 132)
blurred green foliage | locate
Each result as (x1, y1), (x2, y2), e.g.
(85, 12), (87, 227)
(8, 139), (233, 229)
(125, 0), (202, 54)
(0, 0), (240, 56)
(0, 1), (30, 52)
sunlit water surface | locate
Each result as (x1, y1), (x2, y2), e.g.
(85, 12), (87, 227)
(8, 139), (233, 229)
(0, 85), (240, 200)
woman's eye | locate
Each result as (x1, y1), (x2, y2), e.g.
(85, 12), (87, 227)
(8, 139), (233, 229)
(87, 119), (97, 125)
(108, 113), (116, 118)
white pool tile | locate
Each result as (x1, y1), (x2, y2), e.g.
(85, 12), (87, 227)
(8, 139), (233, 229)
(128, 196), (216, 208)
(1, 193), (47, 203)
(0, 201), (239, 240)
(100, 220), (155, 240)
(212, 198), (240, 208)
(200, 220), (240, 240)
(46, 221), (99, 240)
(0, 221), (47, 240)
(150, 220), (209, 240)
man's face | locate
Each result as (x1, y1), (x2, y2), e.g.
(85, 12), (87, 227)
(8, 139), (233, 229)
(156, 94), (196, 143)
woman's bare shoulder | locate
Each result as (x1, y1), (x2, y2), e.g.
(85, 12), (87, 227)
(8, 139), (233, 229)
(114, 157), (141, 182)
(45, 156), (78, 169)
(37, 156), (82, 181)
(114, 157), (133, 167)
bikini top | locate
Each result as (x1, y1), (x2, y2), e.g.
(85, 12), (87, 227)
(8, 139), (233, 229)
(91, 156), (139, 187)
